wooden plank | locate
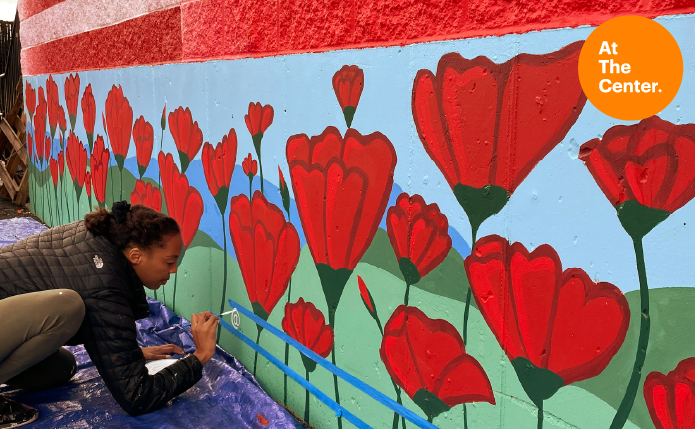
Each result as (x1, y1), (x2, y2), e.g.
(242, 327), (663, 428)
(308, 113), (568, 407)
(0, 162), (17, 199)
(0, 117), (26, 165)
(14, 170), (28, 206)
(6, 153), (18, 175)
(13, 113), (25, 136)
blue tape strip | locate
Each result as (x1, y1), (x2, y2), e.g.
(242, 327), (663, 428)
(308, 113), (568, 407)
(218, 317), (370, 429)
(226, 299), (438, 429)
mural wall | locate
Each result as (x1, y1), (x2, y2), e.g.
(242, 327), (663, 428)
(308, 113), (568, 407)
(20, 1), (695, 427)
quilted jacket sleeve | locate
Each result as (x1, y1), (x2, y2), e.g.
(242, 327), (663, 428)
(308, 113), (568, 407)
(81, 285), (203, 416)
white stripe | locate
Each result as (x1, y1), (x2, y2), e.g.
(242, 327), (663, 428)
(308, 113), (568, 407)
(20, 0), (180, 49)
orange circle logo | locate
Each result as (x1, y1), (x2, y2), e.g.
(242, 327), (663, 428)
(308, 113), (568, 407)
(578, 15), (683, 121)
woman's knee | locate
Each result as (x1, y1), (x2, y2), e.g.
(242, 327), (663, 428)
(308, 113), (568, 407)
(53, 289), (85, 334)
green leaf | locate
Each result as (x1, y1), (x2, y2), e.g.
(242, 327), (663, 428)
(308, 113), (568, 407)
(252, 301), (270, 321)
(315, 263), (353, 327)
(214, 186), (229, 215)
(300, 353), (317, 373)
(453, 184), (510, 239)
(399, 257), (421, 285)
(616, 200), (670, 240)
(511, 357), (564, 408)
(138, 163), (147, 179)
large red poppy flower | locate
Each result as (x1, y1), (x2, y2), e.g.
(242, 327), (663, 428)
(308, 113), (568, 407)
(81, 84), (96, 142)
(465, 235), (630, 405)
(158, 151), (204, 249)
(66, 131), (87, 189)
(46, 75), (60, 138)
(282, 298), (334, 371)
(387, 192), (451, 284)
(332, 65), (364, 128)
(380, 305), (494, 421)
(244, 102), (274, 138)
(229, 191), (300, 320)
(644, 358), (695, 429)
(64, 73), (80, 130)
(49, 158), (59, 187)
(34, 87), (47, 161)
(168, 106), (203, 173)
(286, 126), (396, 271)
(131, 179), (162, 213)
(25, 82), (36, 120)
(579, 116), (695, 239)
(90, 136), (109, 205)
(105, 85), (133, 169)
(412, 42), (586, 233)
(202, 128), (237, 213)
(133, 116), (154, 178)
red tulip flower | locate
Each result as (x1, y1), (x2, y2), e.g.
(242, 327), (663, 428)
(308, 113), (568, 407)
(242, 153), (257, 178)
(46, 75), (60, 138)
(158, 151), (204, 249)
(387, 193), (452, 288)
(229, 191), (300, 321)
(50, 158), (59, 187)
(579, 116), (695, 240)
(44, 135), (51, 162)
(412, 41), (586, 238)
(133, 116), (154, 178)
(202, 128), (237, 214)
(90, 136), (109, 205)
(58, 150), (64, 175)
(66, 131), (87, 191)
(25, 82), (36, 121)
(282, 298), (334, 370)
(244, 102), (274, 141)
(57, 105), (67, 140)
(64, 73), (80, 130)
(644, 358), (695, 429)
(168, 106), (203, 173)
(34, 87), (47, 161)
(131, 179), (162, 213)
(332, 65), (364, 128)
(81, 84), (96, 148)
(27, 134), (34, 162)
(85, 171), (92, 197)
(286, 126), (396, 324)
(465, 235), (630, 407)
(380, 305), (495, 422)
(105, 84), (133, 169)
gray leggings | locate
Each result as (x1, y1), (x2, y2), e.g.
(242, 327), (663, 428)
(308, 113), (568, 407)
(0, 289), (85, 390)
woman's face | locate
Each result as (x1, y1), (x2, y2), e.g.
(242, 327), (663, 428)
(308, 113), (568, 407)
(127, 234), (184, 290)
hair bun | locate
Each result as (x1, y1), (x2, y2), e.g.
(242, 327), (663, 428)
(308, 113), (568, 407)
(112, 201), (131, 224)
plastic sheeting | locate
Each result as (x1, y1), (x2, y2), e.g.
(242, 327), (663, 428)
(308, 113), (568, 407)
(0, 218), (304, 428)
(0, 217), (48, 247)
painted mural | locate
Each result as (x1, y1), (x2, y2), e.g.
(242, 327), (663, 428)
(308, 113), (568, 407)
(23, 15), (695, 429)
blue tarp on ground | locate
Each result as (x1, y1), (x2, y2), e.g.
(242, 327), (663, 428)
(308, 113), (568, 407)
(0, 218), (303, 429)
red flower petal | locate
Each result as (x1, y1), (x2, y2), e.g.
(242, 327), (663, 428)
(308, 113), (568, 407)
(81, 84), (96, 135)
(547, 269), (629, 384)
(433, 354), (496, 406)
(168, 106), (203, 162)
(133, 116), (154, 170)
(105, 85), (133, 159)
(282, 298), (334, 358)
(90, 136), (109, 204)
(645, 358), (695, 429)
(158, 151), (203, 248)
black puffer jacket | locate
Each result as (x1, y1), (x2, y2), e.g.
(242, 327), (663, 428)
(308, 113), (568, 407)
(0, 221), (203, 416)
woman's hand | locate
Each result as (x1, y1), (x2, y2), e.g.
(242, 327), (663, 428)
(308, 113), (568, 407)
(190, 311), (218, 365)
(142, 344), (185, 360)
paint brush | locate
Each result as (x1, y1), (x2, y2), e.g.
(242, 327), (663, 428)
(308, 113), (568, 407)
(180, 310), (234, 328)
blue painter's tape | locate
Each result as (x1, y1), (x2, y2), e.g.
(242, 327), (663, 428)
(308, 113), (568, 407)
(217, 317), (371, 429)
(226, 299), (438, 429)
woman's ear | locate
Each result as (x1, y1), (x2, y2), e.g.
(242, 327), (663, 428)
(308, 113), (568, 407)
(124, 247), (143, 265)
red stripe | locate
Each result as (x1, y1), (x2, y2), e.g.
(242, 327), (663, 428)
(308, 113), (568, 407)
(22, 0), (695, 76)
(22, 7), (182, 76)
(19, 0), (67, 21)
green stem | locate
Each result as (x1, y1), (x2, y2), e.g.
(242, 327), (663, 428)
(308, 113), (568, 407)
(462, 229), (477, 427)
(328, 309), (342, 429)
(610, 238), (650, 429)
(217, 220), (228, 343)
(537, 400), (543, 429)
(404, 283), (411, 306)
(258, 153), (264, 194)
(284, 278), (292, 404)
(464, 403), (468, 429)
(253, 327), (262, 376)
(305, 368), (311, 424)
(249, 177), (252, 200)
(120, 168), (123, 201)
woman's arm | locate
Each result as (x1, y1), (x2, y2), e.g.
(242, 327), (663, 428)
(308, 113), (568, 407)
(81, 288), (204, 416)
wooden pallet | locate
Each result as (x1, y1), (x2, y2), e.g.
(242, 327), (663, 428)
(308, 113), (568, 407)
(0, 79), (28, 206)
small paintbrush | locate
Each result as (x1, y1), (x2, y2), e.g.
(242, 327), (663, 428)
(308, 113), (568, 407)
(181, 310), (234, 328)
